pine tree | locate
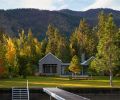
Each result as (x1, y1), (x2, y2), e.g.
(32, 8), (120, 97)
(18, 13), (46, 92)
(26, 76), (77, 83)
(0, 27), (5, 42)
(75, 19), (96, 61)
(56, 36), (71, 62)
(46, 25), (57, 54)
(41, 38), (47, 56)
(70, 29), (80, 57)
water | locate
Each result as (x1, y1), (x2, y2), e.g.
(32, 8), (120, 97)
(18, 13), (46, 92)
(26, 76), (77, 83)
(79, 94), (120, 100)
(0, 88), (120, 100)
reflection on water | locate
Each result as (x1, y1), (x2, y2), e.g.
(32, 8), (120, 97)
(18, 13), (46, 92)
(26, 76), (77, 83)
(80, 94), (120, 100)
(30, 93), (120, 100)
(0, 89), (120, 100)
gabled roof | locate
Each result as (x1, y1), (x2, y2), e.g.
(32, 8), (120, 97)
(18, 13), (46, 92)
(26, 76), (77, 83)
(81, 56), (95, 66)
(61, 57), (95, 66)
(39, 53), (95, 66)
(39, 52), (62, 63)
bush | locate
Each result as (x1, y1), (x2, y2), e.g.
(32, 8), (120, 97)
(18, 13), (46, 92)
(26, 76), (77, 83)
(1, 72), (9, 78)
(69, 76), (72, 80)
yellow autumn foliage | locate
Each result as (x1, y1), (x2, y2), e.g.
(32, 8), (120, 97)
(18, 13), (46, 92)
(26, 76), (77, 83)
(5, 38), (16, 65)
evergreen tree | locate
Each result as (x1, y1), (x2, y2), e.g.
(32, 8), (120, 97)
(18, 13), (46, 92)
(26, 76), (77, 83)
(41, 38), (47, 56)
(46, 25), (58, 54)
(71, 19), (96, 62)
(56, 36), (71, 62)
(70, 29), (80, 57)
(0, 27), (5, 42)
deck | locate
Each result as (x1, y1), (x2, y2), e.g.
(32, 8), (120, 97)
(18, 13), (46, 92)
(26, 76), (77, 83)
(43, 88), (90, 100)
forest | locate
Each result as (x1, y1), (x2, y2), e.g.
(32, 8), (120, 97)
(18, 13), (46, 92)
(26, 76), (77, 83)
(0, 12), (120, 85)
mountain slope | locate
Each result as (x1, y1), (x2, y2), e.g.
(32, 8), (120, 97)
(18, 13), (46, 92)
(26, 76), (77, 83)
(0, 8), (120, 38)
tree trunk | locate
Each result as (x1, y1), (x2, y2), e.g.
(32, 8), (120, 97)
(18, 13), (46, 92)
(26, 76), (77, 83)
(81, 53), (85, 75)
(75, 73), (76, 79)
(109, 69), (113, 87)
(109, 53), (113, 87)
(8, 67), (12, 79)
(81, 53), (85, 63)
(72, 73), (74, 78)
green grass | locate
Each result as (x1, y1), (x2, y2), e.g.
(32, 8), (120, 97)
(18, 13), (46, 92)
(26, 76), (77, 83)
(0, 76), (120, 88)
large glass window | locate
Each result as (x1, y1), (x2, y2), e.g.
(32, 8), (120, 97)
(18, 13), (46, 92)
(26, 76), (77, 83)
(52, 66), (57, 73)
(43, 64), (57, 73)
(43, 64), (50, 73)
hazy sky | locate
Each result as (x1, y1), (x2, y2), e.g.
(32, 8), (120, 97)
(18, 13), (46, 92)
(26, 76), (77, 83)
(0, 0), (120, 11)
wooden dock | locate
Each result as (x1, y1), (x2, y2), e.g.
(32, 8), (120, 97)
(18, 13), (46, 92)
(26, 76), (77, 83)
(43, 88), (90, 100)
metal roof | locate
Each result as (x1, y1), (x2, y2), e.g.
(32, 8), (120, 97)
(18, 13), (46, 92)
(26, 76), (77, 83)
(81, 56), (95, 66)
(39, 53), (95, 66)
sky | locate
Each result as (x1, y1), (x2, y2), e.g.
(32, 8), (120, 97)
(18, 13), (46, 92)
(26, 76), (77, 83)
(0, 0), (120, 11)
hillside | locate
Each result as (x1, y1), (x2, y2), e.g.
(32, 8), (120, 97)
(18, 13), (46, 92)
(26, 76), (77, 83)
(0, 8), (120, 38)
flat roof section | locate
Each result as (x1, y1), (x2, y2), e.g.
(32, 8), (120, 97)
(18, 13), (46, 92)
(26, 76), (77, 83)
(43, 88), (90, 100)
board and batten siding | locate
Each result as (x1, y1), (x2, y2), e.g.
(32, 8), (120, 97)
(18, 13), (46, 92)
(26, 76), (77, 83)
(39, 53), (62, 75)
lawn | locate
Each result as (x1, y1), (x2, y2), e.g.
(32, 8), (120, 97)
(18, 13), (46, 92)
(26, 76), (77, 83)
(0, 76), (120, 88)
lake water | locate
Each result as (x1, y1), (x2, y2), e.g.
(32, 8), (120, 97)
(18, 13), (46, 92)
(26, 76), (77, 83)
(0, 88), (120, 100)
(30, 93), (120, 100)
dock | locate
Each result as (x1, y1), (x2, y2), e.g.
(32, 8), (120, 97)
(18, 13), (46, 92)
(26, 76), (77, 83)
(43, 88), (90, 100)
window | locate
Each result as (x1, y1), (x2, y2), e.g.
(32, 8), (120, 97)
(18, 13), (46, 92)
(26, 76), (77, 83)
(52, 65), (57, 73)
(43, 64), (57, 73)
(43, 64), (51, 73)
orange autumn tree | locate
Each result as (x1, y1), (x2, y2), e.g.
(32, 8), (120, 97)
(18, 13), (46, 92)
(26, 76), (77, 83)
(5, 38), (18, 78)
(0, 59), (5, 78)
(0, 39), (6, 78)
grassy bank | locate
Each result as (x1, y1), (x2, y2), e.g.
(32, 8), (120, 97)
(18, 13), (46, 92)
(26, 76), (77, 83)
(0, 76), (120, 88)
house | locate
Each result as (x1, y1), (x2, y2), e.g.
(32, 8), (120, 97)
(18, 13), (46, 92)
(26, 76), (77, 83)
(39, 52), (94, 76)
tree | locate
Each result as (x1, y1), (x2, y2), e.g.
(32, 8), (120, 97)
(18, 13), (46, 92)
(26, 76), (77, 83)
(0, 42), (7, 78)
(16, 30), (32, 78)
(56, 36), (71, 62)
(97, 12), (107, 40)
(70, 19), (96, 62)
(0, 27), (5, 42)
(41, 38), (47, 56)
(5, 37), (18, 78)
(45, 25), (57, 54)
(78, 19), (97, 60)
(16, 29), (42, 78)
(91, 14), (118, 86)
(0, 32), (9, 78)
(17, 55), (29, 78)
(69, 55), (81, 78)
(70, 29), (80, 57)
(114, 29), (120, 76)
